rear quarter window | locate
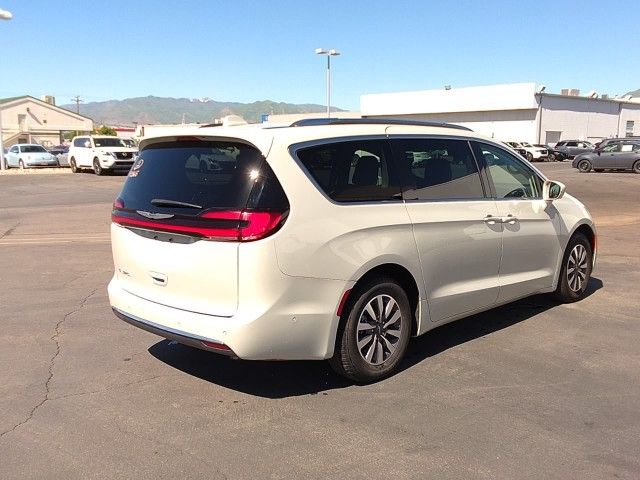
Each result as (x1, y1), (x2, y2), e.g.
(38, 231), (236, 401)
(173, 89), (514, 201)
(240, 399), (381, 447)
(295, 139), (401, 202)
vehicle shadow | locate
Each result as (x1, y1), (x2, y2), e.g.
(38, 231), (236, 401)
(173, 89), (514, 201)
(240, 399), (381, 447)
(148, 277), (603, 399)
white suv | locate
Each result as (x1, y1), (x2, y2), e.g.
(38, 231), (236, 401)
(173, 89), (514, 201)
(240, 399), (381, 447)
(507, 141), (548, 161)
(108, 119), (596, 382)
(68, 135), (137, 175)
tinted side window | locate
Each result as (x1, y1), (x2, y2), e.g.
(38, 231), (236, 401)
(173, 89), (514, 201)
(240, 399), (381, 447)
(473, 142), (542, 199)
(602, 143), (621, 153)
(73, 138), (85, 147)
(566, 142), (578, 147)
(390, 138), (484, 200)
(295, 140), (401, 202)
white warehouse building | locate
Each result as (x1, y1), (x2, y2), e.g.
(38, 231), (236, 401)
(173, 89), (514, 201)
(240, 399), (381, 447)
(361, 82), (640, 145)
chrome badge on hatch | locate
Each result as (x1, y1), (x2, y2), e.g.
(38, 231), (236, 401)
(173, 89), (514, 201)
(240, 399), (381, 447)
(136, 211), (175, 220)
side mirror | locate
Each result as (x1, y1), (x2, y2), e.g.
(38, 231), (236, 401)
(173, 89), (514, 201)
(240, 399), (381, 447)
(543, 180), (565, 202)
(84, 141), (91, 148)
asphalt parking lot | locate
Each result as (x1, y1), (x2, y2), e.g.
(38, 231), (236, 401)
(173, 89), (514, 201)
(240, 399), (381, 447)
(0, 163), (639, 479)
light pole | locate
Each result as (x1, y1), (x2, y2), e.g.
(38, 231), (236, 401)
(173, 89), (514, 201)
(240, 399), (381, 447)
(315, 48), (340, 118)
(0, 8), (13, 171)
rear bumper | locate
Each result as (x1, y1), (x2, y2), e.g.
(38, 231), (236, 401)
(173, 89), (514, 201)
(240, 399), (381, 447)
(112, 307), (236, 356)
(108, 274), (350, 361)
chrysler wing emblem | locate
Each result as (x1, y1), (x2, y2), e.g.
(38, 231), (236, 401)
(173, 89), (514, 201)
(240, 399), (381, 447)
(136, 211), (175, 220)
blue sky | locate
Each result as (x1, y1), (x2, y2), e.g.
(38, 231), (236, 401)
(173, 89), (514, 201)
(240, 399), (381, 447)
(0, 0), (638, 110)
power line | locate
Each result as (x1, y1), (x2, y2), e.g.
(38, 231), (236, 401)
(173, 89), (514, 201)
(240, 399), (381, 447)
(71, 95), (83, 114)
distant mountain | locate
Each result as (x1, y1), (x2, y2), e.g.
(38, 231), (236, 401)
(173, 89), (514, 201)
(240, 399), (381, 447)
(60, 96), (343, 125)
(626, 89), (640, 97)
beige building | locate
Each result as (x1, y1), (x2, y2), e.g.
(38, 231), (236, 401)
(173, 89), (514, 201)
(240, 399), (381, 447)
(0, 95), (94, 147)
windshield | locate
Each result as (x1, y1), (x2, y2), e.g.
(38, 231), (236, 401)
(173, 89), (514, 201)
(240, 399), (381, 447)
(22, 145), (48, 153)
(94, 137), (131, 148)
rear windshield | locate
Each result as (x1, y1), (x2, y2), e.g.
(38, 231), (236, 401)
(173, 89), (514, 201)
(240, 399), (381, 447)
(118, 140), (287, 213)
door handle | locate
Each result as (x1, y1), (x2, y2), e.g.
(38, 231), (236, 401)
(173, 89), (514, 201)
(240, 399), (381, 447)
(483, 215), (498, 225)
(503, 214), (518, 224)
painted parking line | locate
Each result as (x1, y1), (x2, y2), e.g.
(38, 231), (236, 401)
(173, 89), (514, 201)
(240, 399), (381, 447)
(0, 233), (110, 246)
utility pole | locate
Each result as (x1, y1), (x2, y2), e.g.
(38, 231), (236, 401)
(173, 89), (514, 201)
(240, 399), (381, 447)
(71, 95), (83, 114)
(71, 96), (83, 137)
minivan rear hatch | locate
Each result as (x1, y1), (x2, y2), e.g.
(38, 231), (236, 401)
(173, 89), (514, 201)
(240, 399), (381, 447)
(111, 138), (288, 317)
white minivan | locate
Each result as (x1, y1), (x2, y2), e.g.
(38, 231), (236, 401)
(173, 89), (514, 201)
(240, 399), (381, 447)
(108, 119), (596, 382)
(68, 135), (137, 175)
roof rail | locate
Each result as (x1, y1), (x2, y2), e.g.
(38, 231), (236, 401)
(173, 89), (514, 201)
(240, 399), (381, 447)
(289, 117), (472, 131)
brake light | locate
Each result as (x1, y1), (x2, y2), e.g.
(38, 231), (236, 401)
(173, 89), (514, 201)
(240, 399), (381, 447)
(111, 209), (285, 242)
(200, 211), (284, 241)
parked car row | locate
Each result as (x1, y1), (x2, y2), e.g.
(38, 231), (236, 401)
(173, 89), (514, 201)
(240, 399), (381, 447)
(1, 137), (138, 173)
(505, 142), (549, 162)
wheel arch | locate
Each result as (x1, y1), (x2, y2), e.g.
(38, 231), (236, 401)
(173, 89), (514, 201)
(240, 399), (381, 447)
(552, 221), (597, 290)
(343, 262), (423, 337)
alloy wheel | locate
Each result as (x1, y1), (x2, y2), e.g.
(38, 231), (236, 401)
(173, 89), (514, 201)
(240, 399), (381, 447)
(567, 244), (588, 292)
(578, 160), (591, 172)
(356, 294), (403, 366)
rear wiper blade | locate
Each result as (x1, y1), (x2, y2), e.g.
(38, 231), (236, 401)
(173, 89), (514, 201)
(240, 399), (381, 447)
(150, 198), (203, 209)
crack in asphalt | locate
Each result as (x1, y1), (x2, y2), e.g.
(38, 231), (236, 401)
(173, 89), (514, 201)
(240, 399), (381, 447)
(0, 288), (99, 439)
(0, 222), (20, 239)
(49, 374), (168, 402)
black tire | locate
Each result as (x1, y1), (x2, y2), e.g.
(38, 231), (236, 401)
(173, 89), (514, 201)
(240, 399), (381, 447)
(554, 233), (593, 303)
(19, 160), (24, 169)
(526, 152), (533, 162)
(329, 276), (412, 383)
(633, 160), (640, 174)
(93, 158), (104, 176)
(578, 159), (592, 173)
(70, 157), (78, 173)
(548, 153), (556, 162)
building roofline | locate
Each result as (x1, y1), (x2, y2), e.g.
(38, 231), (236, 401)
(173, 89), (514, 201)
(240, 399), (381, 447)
(537, 91), (640, 106)
(0, 95), (94, 121)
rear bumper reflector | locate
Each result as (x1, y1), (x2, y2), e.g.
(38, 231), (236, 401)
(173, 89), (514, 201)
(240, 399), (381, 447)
(336, 289), (352, 317)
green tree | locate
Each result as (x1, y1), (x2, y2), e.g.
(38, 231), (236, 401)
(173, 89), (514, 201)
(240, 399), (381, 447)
(93, 125), (117, 136)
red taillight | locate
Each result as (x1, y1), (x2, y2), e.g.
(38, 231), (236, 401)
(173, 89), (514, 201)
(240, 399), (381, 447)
(200, 211), (284, 241)
(111, 209), (285, 242)
(113, 197), (124, 209)
(201, 340), (232, 352)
